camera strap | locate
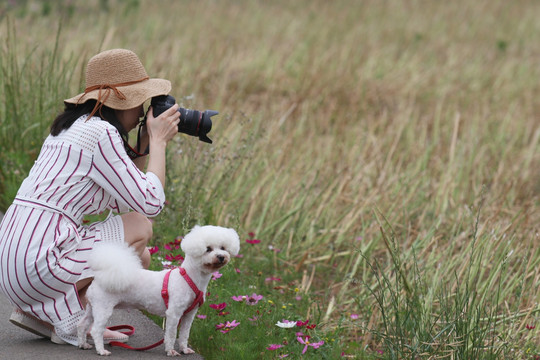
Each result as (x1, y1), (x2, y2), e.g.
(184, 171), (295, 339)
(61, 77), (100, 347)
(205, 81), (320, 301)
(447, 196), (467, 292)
(123, 121), (150, 160)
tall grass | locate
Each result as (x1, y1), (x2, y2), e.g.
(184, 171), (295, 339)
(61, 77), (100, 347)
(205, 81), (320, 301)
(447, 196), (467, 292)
(1, 0), (539, 358)
(0, 18), (77, 209)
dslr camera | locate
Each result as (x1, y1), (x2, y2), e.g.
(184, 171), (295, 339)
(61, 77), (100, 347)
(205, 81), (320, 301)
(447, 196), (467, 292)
(151, 95), (217, 144)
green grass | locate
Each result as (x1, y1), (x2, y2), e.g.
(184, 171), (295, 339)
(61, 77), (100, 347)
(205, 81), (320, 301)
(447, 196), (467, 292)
(1, 0), (539, 358)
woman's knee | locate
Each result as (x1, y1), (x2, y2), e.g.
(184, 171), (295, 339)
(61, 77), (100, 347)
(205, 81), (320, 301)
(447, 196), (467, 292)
(138, 216), (153, 243)
(122, 212), (153, 247)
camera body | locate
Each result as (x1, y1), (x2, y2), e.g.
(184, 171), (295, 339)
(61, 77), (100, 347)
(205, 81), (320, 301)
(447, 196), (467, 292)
(151, 95), (216, 144)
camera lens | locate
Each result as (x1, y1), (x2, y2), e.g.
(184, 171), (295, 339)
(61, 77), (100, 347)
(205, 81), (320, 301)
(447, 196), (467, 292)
(151, 95), (216, 144)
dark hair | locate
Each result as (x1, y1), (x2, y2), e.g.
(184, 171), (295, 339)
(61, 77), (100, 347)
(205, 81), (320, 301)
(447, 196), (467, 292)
(50, 100), (128, 140)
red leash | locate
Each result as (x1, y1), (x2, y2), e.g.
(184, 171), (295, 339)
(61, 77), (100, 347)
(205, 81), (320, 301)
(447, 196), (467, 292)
(109, 267), (204, 351)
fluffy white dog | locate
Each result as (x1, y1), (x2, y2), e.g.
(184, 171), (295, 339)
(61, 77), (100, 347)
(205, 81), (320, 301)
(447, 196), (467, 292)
(77, 225), (240, 356)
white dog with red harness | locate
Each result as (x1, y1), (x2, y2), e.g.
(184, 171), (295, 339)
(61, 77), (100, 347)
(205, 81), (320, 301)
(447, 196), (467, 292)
(77, 225), (240, 356)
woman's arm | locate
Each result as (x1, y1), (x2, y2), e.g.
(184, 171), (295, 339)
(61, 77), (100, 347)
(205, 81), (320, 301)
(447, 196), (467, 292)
(91, 127), (166, 217)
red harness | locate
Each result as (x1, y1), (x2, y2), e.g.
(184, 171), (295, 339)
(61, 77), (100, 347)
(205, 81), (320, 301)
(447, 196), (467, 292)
(110, 267), (204, 351)
(161, 267), (205, 312)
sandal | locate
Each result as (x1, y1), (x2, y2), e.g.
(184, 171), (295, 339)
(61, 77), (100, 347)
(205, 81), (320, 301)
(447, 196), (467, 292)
(51, 326), (132, 345)
(9, 309), (52, 339)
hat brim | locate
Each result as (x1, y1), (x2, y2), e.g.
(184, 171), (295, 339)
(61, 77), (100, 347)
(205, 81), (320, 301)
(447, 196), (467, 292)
(64, 78), (171, 110)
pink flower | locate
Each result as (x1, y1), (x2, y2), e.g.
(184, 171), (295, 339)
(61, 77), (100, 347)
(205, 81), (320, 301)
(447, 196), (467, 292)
(228, 319), (240, 327)
(526, 324), (536, 330)
(209, 302), (227, 311)
(296, 320), (317, 330)
(196, 315), (206, 319)
(350, 314), (359, 320)
(165, 253), (184, 262)
(231, 293), (263, 305)
(297, 337), (324, 354)
(265, 276), (281, 282)
(211, 271), (222, 280)
(267, 344), (283, 351)
(148, 246), (159, 255)
(231, 295), (246, 302)
(246, 232), (261, 244)
(164, 237), (182, 251)
(216, 320), (240, 334)
(246, 293), (263, 305)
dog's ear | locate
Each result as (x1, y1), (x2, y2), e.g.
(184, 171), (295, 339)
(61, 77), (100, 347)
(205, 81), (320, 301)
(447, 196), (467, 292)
(180, 225), (212, 257)
(181, 225), (207, 257)
(227, 228), (241, 256)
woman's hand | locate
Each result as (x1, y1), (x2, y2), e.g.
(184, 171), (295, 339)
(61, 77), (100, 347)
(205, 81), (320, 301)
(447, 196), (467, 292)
(144, 103), (181, 187)
(145, 104), (181, 146)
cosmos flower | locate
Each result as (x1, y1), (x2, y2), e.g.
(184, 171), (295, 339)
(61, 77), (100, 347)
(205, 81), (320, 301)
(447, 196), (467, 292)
(297, 337), (324, 354)
(211, 271), (222, 280)
(231, 295), (246, 302)
(209, 302), (227, 311)
(276, 320), (296, 328)
(148, 245), (159, 255)
(216, 320), (240, 334)
(246, 293), (263, 305)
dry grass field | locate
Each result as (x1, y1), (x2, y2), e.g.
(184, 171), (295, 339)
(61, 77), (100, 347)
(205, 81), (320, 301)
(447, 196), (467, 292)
(1, 1), (539, 358)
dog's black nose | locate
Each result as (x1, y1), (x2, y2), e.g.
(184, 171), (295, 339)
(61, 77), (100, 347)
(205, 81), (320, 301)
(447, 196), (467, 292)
(217, 255), (225, 263)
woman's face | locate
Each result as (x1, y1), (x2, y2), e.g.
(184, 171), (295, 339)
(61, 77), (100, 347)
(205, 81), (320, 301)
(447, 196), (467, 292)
(116, 105), (144, 132)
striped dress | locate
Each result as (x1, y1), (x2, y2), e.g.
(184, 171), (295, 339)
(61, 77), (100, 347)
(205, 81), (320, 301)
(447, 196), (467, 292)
(0, 115), (165, 345)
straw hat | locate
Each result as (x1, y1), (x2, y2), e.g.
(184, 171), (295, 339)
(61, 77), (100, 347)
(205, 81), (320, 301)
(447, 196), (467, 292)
(64, 49), (171, 112)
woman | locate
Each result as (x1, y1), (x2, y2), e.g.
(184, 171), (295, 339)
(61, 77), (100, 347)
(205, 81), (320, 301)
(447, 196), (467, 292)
(0, 49), (181, 345)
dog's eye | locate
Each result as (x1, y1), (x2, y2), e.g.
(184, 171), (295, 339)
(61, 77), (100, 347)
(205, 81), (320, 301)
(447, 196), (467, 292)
(206, 246), (212, 252)
(221, 246), (225, 250)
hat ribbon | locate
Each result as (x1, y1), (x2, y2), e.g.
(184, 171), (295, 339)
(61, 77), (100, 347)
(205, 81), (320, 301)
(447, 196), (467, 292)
(81, 76), (150, 118)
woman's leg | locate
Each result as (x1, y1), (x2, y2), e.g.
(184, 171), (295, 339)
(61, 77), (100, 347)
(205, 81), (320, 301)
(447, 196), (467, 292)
(120, 212), (153, 269)
(76, 278), (93, 308)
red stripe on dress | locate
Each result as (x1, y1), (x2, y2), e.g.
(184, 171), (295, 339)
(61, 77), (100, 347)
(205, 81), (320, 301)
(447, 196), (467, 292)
(3, 208), (43, 320)
(35, 214), (72, 318)
(34, 144), (62, 193)
(22, 210), (58, 322)
(38, 144), (72, 200)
